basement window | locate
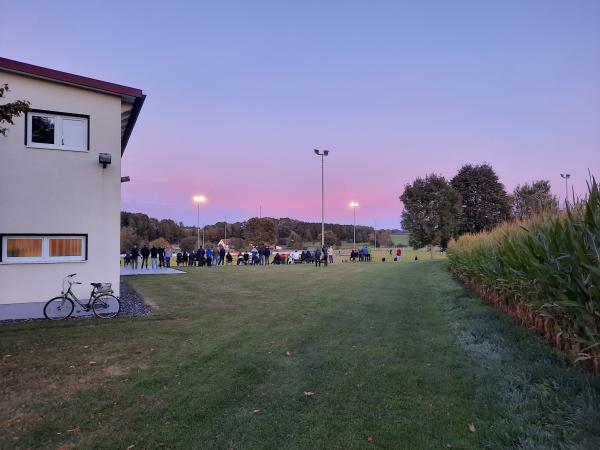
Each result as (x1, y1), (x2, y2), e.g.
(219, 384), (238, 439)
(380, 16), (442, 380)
(26, 110), (89, 151)
(1, 235), (87, 263)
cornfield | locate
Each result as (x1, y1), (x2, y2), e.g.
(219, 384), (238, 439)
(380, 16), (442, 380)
(448, 178), (600, 374)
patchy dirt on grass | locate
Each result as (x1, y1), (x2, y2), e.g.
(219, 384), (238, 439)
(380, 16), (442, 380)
(0, 353), (147, 440)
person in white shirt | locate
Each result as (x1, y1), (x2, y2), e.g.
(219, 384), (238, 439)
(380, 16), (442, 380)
(328, 246), (334, 264)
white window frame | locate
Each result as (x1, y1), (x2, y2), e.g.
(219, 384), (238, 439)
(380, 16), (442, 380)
(1, 235), (87, 264)
(26, 111), (89, 152)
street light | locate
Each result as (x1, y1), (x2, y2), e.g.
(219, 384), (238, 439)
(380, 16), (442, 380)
(314, 149), (330, 248)
(560, 173), (571, 206)
(350, 201), (359, 250)
(193, 195), (206, 248)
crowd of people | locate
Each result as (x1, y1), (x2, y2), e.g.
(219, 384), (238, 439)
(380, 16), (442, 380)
(123, 243), (403, 270)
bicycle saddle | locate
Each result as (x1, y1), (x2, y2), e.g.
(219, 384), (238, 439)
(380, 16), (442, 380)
(90, 283), (102, 287)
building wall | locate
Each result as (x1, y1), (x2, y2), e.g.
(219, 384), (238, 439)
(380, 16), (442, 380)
(0, 71), (122, 318)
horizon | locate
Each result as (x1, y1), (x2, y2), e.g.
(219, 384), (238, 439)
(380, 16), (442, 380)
(3, 0), (599, 229)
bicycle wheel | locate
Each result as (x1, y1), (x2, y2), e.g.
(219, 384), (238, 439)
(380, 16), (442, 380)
(44, 296), (74, 320)
(92, 294), (121, 319)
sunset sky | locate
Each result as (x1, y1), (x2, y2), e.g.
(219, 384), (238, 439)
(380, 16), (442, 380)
(3, 0), (599, 228)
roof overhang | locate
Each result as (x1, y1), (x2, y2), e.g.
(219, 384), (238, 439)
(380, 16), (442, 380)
(0, 57), (145, 154)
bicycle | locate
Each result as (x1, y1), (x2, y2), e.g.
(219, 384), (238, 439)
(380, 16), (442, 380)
(43, 273), (121, 320)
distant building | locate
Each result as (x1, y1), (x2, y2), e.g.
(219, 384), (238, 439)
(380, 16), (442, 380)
(0, 58), (145, 319)
(218, 239), (232, 250)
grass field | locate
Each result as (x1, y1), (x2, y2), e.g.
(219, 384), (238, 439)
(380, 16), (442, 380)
(2, 262), (600, 449)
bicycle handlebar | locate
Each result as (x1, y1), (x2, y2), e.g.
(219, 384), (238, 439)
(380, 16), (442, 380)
(68, 273), (77, 277)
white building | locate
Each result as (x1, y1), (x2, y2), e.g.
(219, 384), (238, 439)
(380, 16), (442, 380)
(0, 58), (145, 319)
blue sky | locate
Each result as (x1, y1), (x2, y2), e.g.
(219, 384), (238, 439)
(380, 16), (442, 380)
(3, 0), (599, 228)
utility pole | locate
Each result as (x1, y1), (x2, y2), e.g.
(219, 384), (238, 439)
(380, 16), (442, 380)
(314, 149), (330, 248)
(374, 219), (377, 249)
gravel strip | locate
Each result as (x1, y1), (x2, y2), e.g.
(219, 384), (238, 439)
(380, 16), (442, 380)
(119, 280), (153, 317)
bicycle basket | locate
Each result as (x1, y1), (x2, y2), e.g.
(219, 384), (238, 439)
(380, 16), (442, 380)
(96, 283), (113, 293)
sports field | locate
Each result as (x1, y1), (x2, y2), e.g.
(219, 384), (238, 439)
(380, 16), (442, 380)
(2, 261), (599, 449)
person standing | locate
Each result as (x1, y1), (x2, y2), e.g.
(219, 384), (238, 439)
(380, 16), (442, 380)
(396, 247), (402, 261)
(219, 245), (226, 266)
(141, 245), (150, 269)
(314, 246), (322, 267)
(164, 246), (172, 267)
(206, 246), (213, 266)
(130, 245), (139, 269)
(321, 245), (328, 266)
(264, 246), (271, 265)
(328, 246), (334, 264)
(214, 246), (221, 267)
(197, 246), (205, 267)
(158, 246), (165, 268)
(182, 250), (188, 267)
(150, 246), (158, 269)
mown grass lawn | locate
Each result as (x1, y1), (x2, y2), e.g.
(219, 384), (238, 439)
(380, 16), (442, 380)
(2, 261), (600, 449)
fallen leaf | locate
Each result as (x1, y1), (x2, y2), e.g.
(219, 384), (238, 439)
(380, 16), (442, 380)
(285, 351), (292, 357)
(251, 409), (261, 415)
(66, 427), (80, 433)
(367, 436), (374, 443)
(447, 444), (453, 448)
(88, 361), (97, 365)
(126, 445), (135, 450)
(303, 391), (315, 397)
(468, 423), (476, 433)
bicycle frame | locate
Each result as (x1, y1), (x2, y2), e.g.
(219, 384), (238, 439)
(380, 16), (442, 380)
(62, 282), (99, 311)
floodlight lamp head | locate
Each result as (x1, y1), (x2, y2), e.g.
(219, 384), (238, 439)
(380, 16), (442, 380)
(313, 149), (320, 155)
(323, 150), (329, 156)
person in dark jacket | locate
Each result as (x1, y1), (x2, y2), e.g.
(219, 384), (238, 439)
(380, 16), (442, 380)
(158, 247), (165, 267)
(197, 246), (205, 266)
(219, 245), (226, 266)
(130, 245), (139, 269)
(150, 246), (158, 269)
(264, 247), (271, 265)
(321, 245), (328, 267)
(226, 251), (233, 265)
(141, 245), (150, 269)
(314, 247), (322, 267)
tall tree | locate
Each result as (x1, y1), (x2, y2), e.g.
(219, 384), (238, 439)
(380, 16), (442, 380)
(243, 217), (277, 245)
(512, 180), (558, 220)
(451, 164), (511, 234)
(400, 174), (462, 253)
(0, 84), (30, 137)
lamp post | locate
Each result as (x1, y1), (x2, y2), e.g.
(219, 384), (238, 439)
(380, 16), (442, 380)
(193, 195), (206, 248)
(560, 173), (571, 206)
(350, 202), (359, 250)
(314, 149), (330, 248)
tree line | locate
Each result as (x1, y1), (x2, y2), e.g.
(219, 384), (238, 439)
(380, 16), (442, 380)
(121, 212), (394, 253)
(400, 163), (559, 252)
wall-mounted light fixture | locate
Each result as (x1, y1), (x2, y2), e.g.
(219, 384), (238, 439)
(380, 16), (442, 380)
(99, 153), (112, 169)
(121, 176), (130, 183)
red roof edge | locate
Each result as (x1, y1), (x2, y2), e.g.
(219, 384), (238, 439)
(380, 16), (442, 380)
(0, 57), (143, 98)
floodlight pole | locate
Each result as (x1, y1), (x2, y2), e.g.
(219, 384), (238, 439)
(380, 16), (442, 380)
(374, 219), (377, 249)
(561, 173), (571, 207)
(353, 206), (356, 249)
(314, 149), (329, 248)
(196, 202), (201, 249)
